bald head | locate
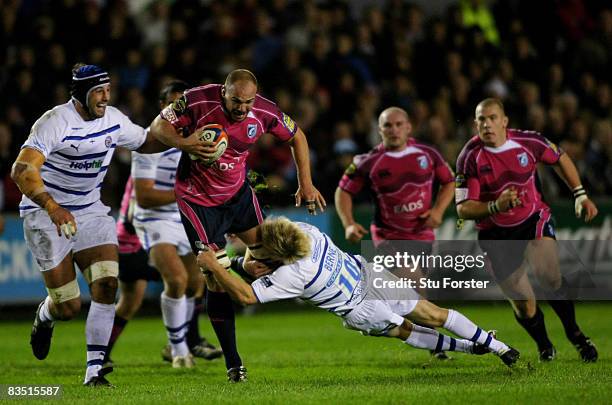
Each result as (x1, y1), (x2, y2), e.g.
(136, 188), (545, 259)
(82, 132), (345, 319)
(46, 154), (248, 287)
(222, 69), (259, 122)
(224, 69), (258, 88)
(378, 106), (411, 151)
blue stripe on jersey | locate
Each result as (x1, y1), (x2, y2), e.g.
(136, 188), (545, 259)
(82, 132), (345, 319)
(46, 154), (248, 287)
(154, 180), (174, 187)
(317, 291), (343, 306)
(161, 149), (181, 156)
(43, 180), (98, 195)
(62, 124), (120, 141)
(19, 201), (96, 211)
(304, 235), (329, 289)
(150, 207), (178, 212)
(304, 286), (326, 300)
(134, 216), (182, 223)
(157, 166), (177, 171)
(56, 148), (112, 160)
(43, 162), (108, 178)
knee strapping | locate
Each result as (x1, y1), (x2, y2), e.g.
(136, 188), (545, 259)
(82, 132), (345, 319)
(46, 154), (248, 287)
(46, 278), (80, 303)
(83, 260), (119, 284)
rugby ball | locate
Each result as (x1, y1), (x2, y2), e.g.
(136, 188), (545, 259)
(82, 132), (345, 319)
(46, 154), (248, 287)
(189, 124), (229, 165)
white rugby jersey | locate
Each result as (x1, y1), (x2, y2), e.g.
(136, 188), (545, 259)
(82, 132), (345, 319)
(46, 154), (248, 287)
(131, 148), (182, 223)
(19, 100), (146, 216)
(251, 222), (366, 316)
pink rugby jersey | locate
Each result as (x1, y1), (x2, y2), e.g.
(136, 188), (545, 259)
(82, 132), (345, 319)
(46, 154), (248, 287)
(339, 139), (454, 241)
(455, 129), (563, 230)
(159, 84), (297, 207)
(116, 176), (142, 254)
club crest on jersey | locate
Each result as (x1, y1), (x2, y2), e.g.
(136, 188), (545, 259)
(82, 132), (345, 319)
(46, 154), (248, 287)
(247, 123), (257, 138)
(281, 112), (296, 133)
(417, 155), (428, 169)
(105, 136), (112, 148)
(172, 95), (187, 113)
(344, 163), (356, 176)
(517, 152), (529, 167)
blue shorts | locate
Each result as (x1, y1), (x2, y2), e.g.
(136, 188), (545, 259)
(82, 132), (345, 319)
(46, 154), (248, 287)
(478, 212), (556, 282)
(177, 182), (265, 252)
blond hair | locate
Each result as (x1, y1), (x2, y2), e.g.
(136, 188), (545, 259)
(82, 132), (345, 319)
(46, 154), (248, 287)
(258, 217), (311, 264)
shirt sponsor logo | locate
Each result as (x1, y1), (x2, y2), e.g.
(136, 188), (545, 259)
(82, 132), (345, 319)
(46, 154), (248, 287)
(261, 276), (273, 288)
(160, 105), (177, 122)
(455, 174), (466, 188)
(393, 199), (424, 213)
(247, 123), (257, 138)
(517, 152), (529, 167)
(417, 155), (428, 169)
(69, 159), (104, 170)
(344, 163), (356, 176)
(281, 112), (296, 133)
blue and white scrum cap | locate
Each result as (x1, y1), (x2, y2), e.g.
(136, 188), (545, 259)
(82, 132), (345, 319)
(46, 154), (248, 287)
(70, 65), (110, 109)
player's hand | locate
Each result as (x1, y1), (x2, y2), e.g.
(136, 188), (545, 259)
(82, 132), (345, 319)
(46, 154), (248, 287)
(181, 131), (218, 161)
(295, 183), (326, 215)
(420, 209), (443, 229)
(496, 187), (521, 212)
(576, 197), (598, 222)
(345, 223), (368, 243)
(196, 248), (218, 273)
(243, 259), (273, 278)
(47, 204), (77, 239)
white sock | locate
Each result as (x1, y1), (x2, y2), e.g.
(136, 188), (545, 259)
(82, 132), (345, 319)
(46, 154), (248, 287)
(39, 296), (55, 323)
(443, 309), (508, 354)
(186, 296), (195, 323)
(85, 301), (115, 383)
(405, 324), (473, 353)
(161, 293), (189, 357)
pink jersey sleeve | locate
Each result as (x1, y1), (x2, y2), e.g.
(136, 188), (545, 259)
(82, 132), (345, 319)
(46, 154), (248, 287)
(511, 130), (563, 164)
(159, 93), (193, 130)
(265, 109), (297, 142)
(422, 144), (454, 184)
(455, 139), (481, 203)
(338, 154), (368, 195)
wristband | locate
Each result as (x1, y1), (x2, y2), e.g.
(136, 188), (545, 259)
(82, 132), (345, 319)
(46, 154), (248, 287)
(572, 185), (587, 199)
(487, 200), (500, 215)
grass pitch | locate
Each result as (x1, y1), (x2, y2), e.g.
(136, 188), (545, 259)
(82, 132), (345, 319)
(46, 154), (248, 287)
(1, 302), (611, 404)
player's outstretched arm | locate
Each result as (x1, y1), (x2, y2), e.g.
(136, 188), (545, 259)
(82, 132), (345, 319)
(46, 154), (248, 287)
(335, 187), (368, 243)
(289, 128), (326, 214)
(11, 148), (76, 238)
(197, 249), (258, 305)
(552, 153), (598, 222)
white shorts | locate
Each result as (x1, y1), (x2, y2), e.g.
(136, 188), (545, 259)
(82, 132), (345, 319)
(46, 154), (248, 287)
(23, 202), (117, 271)
(135, 219), (192, 256)
(342, 277), (421, 336)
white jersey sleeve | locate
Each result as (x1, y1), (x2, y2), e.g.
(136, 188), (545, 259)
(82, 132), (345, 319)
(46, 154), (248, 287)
(131, 151), (159, 179)
(22, 108), (65, 158)
(251, 264), (306, 303)
(115, 110), (147, 151)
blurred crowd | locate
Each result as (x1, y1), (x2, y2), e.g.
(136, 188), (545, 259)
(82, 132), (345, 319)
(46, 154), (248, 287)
(0, 0), (610, 211)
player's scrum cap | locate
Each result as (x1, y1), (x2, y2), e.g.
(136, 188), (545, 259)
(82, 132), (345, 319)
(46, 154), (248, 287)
(70, 65), (110, 109)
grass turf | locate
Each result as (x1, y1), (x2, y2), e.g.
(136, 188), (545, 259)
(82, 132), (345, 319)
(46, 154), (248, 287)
(1, 302), (610, 404)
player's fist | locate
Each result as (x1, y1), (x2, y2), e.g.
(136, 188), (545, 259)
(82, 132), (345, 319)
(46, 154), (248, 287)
(420, 209), (443, 229)
(243, 259), (273, 278)
(345, 223), (368, 243)
(496, 187), (521, 212)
